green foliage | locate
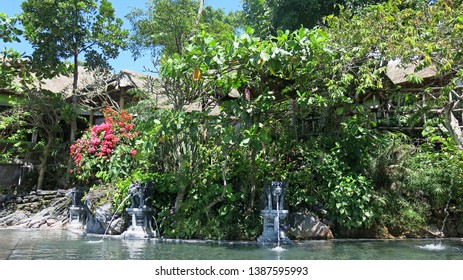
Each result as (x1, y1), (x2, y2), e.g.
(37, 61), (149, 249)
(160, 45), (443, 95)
(126, 0), (240, 62)
(150, 0), (463, 237)
(324, 0), (463, 103)
(0, 90), (72, 188)
(314, 137), (378, 229)
(0, 13), (34, 92)
(0, 13), (22, 43)
(20, 0), (128, 76)
(242, 0), (390, 36)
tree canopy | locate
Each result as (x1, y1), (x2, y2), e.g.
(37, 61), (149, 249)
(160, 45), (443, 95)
(21, 0), (128, 76)
(20, 0), (129, 143)
(126, 0), (241, 65)
(241, 0), (432, 36)
(0, 13), (31, 92)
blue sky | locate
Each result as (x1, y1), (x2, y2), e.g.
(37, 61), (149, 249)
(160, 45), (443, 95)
(0, 0), (242, 74)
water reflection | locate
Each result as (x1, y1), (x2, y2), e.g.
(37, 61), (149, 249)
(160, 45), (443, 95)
(1, 229), (463, 260)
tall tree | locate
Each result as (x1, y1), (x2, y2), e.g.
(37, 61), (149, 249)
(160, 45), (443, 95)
(242, 0), (391, 36)
(126, 0), (240, 64)
(20, 0), (128, 143)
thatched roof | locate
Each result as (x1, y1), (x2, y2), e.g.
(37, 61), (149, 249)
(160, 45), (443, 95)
(386, 59), (437, 85)
(35, 67), (169, 111)
(40, 68), (160, 97)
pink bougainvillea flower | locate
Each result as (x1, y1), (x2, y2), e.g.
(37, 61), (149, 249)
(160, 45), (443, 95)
(69, 107), (139, 179)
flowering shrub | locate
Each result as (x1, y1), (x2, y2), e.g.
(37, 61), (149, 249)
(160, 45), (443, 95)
(70, 107), (141, 183)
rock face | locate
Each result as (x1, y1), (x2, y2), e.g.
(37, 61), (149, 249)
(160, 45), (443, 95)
(287, 211), (333, 240)
(83, 189), (126, 235)
(85, 201), (112, 234)
(0, 190), (70, 228)
(0, 188), (127, 234)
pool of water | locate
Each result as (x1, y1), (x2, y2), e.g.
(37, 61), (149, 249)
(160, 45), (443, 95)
(1, 229), (463, 260)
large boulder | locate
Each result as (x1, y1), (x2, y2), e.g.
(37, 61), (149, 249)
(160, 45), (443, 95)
(83, 188), (126, 235)
(287, 211), (333, 240)
(84, 199), (111, 234)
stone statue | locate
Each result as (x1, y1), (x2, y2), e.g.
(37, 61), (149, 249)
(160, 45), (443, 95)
(264, 181), (272, 210)
(142, 180), (154, 208)
(128, 180), (155, 209)
(128, 180), (142, 208)
(272, 180), (286, 211)
(123, 180), (157, 239)
(263, 180), (287, 211)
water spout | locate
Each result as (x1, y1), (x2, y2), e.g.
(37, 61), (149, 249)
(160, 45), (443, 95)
(152, 215), (161, 238)
(275, 192), (281, 247)
(439, 189), (452, 238)
(103, 194), (131, 237)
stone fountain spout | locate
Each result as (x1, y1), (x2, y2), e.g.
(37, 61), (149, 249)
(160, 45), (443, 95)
(121, 180), (157, 239)
(67, 186), (86, 230)
(257, 179), (291, 245)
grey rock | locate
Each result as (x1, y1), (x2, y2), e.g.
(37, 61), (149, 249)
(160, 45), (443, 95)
(287, 211), (333, 240)
(106, 217), (125, 235)
(37, 190), (56, 196)
(0, 211), (29, 227)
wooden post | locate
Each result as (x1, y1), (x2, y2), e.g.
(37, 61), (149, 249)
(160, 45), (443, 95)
(119, 88), (125, 109)
(89, 108), (94, 126)
(423, 93), (427, 123)
(397, 95), (401, 127)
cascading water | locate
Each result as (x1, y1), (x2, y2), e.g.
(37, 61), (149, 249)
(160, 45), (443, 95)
(271, 191), (286, 251)
(152, 215), (161, 238)
(275, 193), (281, 247)
(439, 189), (452, 237)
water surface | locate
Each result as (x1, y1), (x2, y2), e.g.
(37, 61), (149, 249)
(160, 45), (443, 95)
(1, 229), (462, 260)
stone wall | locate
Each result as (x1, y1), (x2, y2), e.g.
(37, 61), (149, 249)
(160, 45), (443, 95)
(0, 189), (70, 228)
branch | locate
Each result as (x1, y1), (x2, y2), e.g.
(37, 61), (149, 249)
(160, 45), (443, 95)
(194, 0), (204, 27)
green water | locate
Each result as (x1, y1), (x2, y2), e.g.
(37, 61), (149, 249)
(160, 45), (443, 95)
(1, 229), (463, 260)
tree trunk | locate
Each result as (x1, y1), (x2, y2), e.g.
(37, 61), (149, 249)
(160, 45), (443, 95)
(174, 184), (187, 213)
(70, 54), (79, 143)
(443, 102), (463, 150)
(173, 135), (186, 212)
(206, 157), (228, 215)
(194, 0), (204, 27)
(247, 148), (257, 211)
(65, 54), (80, 185)
(37, 131), (54, 190)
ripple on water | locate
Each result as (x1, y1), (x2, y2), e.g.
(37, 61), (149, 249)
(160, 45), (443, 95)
(271, 246), (286, 252)
(418, 243), (447, 251)
(86, 240), (104, 244)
